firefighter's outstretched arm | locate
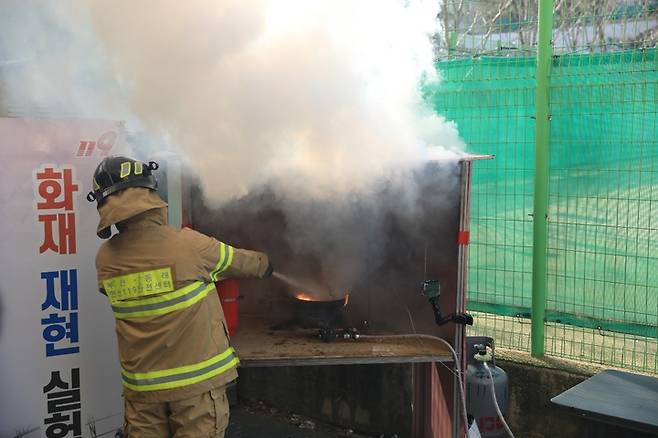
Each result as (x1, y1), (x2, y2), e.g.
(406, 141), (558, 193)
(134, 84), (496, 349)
(212, 245), (273, 280)
(184, 228), (273, 280)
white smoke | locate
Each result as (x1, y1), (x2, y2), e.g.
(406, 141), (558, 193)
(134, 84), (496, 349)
(0, 0), (466, 296)
(41, 0), (462, 202)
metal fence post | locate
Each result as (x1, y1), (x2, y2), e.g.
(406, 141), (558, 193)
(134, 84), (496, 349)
(532, 0), (554, 358)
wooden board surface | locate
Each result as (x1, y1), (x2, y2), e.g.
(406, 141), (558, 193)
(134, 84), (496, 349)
(232, 317), (452, 367)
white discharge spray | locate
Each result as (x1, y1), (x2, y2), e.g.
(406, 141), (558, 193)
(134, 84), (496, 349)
(272, 272), (338, 299)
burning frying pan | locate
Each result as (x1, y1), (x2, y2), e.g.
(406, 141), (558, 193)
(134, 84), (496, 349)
(292, 292), (349, 328)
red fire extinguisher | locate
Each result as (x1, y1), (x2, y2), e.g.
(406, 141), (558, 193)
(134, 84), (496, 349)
(215, 278), (240, 336)
(185, 225), (241, 337)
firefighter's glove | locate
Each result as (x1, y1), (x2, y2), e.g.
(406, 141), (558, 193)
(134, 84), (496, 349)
(263, 261), (274, 278)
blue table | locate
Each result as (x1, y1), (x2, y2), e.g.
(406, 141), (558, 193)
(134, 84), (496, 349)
(551, 369), (658, 436)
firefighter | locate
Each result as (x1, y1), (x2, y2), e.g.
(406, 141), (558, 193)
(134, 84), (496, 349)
(88, 156), (272, 437)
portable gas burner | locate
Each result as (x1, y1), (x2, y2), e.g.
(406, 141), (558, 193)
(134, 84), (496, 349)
(317, 327), (360, 342)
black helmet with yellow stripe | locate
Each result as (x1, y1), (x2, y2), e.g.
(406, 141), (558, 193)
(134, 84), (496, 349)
(87, 156), (159, 206)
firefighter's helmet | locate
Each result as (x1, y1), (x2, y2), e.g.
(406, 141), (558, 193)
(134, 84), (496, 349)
(87, 156), (159, 206)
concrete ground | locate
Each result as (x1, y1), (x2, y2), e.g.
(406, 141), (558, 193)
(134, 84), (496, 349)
(227, 402), (377, 438)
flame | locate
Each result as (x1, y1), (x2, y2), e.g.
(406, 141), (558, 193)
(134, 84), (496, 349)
(295, 292), (314, 301)
(294, 292), (350, 303)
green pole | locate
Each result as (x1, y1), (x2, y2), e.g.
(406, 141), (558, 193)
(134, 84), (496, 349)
(448, 31), (457, 57)
(532, 0), (554, 358)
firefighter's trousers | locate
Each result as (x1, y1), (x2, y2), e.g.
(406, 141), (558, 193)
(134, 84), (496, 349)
(123, 387), (229, 437)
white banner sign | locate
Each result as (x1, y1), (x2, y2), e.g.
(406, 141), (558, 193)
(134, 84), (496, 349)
(0, 118), (126, 437)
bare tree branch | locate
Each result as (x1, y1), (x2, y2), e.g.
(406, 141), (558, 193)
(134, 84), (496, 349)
(434, 0), (658, 58)
(481, 0), (515, 52)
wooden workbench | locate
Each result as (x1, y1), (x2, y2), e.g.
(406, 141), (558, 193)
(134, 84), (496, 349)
(232, 317), (453, 367)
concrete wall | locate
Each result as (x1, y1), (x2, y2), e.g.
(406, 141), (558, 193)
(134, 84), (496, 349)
(499, 357), (590, 438)
(237, 355), (658, 438)
(498, 353), (658, 438)
(238, 364), (414, 437)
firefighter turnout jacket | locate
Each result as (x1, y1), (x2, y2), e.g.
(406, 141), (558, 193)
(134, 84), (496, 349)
(95, 188), (269, 403)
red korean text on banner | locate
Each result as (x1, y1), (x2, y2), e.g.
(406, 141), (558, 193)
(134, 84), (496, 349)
(36, 166), (79, 254)
(76, 131), (117, 157)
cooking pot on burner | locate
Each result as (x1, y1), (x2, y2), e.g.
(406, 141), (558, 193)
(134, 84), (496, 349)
(292, 293), (349, 328)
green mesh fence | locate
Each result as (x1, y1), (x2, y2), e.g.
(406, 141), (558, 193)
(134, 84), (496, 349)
(427, 0), (658, 373)
(546, 49), (658, 370)
(548, 50), (658, 334)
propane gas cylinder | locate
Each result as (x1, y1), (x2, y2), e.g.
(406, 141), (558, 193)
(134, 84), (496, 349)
(466, 336), (509, 438)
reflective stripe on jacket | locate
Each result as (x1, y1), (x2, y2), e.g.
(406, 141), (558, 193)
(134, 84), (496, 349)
(111, 281), (215, 319)
(122, 347), (239, 392)
(210, 243), (234, 281)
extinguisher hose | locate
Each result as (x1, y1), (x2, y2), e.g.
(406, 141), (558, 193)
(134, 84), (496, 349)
(482, 362), (515, 438)
(359, 334), (469, 435)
